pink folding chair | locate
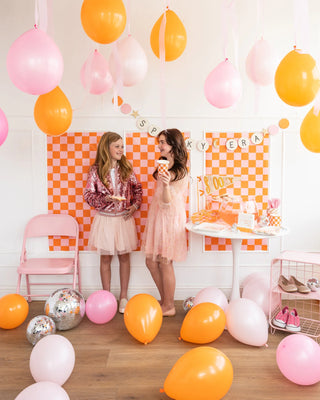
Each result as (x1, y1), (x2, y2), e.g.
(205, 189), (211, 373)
(16, 213), (81, 302)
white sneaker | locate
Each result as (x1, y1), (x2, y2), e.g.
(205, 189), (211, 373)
(119, 298), (128, 314)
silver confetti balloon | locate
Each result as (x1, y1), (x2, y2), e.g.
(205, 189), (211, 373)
(45, 288), (86, 331)
(183, 296), (195, 312)
(26, 315), (56, 345)
(307, 278), (320, 292)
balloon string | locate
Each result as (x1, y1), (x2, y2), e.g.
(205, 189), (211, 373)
(35, 0), (48, 32)
(159, 9), (167, 130)
(126, 0), (131, 36)
(293, 0), (310, 51)
(112, 41), (123, 111)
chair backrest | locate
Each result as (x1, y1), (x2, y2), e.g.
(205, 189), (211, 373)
(21, 214), (79, 261)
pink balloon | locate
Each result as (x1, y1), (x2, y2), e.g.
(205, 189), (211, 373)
(0, 108), (8, 146)
(246, 38), (276, 86)
(242, 276), (278, 316)
(7, 26), (63, 95)
(193, 287), (228, 312)
(241, 272), (268, 289)
(204, 59), (242, 108)
(29, 335), (75, 385)
(85, 290), (117, 324)
(109, 35), (148, 87)
(277, 334), (320, 385)
(81, 49), (113, 95)
(15, 381), (70, 400)
(226, 298), (268, 347)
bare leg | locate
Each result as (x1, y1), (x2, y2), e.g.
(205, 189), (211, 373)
(100, 254), (112, 291)
(118, 253), (130, 300)
(146, 257), (164, 304)
(159, 260), (176, 316)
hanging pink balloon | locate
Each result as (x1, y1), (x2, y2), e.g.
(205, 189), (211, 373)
(204, 59), (242, 108)
(246, 38), (276, 86)
(81, 49), (113, 95)
(7, 25), (64, 95)
(0, 108), (8, 146)
(109, 35), (148, 87)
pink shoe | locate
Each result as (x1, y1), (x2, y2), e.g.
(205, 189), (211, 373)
(273, 306), (289, 328)
(286, 308), (301, 332)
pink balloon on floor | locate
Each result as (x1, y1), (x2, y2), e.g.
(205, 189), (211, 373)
(7, 26), (63, 95)
(29, 335), (75, 385)
(277, 334), (320, 385)
(204, 59), (242, 108)
(86, 290), (117, 324)
(0, 108), (8, 146)
(193, 287), (228, 312)
(15, 381), (70, 400)
(242, 275), (277, 316)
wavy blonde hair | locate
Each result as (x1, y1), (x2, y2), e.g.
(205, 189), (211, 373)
(94, 132), (133, 186)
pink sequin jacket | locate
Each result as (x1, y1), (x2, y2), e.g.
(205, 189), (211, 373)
(84, 165), (142, 214)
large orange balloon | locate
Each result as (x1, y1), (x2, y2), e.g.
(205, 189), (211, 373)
(164, 346), (233, 400)
(275, 49), (320, 106)
(300, 107), (320, 153)
(180, 302), (226, 344)
(81, 0), (126, 44)
(0, 294), (29, 329)
(150, 9), (187, 62)
(34, 86), (72, 136)
(124, 294), (162, 344)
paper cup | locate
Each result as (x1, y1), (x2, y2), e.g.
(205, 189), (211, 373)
(157, 159), (169, 174)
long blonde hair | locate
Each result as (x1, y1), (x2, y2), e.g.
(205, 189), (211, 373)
(94, 132), (133, 186)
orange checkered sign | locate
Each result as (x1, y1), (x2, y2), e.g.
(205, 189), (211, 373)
(204, 132), (269, 252)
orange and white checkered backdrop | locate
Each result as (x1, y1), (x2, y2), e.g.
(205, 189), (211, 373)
(204, 132), (269, 252)
(47, 131), (189, 251)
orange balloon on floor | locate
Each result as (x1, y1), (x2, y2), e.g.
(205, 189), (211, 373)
(0, 294), (29, 329)
(180, 302), (226, 344)
(124, 294), (162, 344)
(300, 107), (320, 153)
(34, 86), (72, 136)
(81, 0), (126, 44)
(150, 9), (187, 62)
(164, 346), (233, 400)
(274, 49), (320, 106)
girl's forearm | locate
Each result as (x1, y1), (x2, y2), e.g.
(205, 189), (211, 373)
(161, 185), (171, 203)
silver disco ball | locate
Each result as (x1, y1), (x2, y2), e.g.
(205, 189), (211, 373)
(45, 288), (86, 331)
(183, 296), (195, 312)
(26, 315), (56, 345)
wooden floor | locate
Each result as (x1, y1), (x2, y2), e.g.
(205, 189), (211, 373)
(2, 301), (320, 400)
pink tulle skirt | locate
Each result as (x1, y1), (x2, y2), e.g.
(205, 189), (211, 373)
(88, 213), (138, 255)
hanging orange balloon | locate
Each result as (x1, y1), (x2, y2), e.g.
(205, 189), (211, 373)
(0, 294), (29, 329)
(81, 0), (127, 44)
(300, 107), (320, 153)
(34, 86), (72, 136)
(274, 49), (320, 106)
(163, 346), (233, 400)
(150, 9), (187, 62)
(124, 294), (162, 344)
(180, 302), (226, 344)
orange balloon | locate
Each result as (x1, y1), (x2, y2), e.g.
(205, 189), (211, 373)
(164, 346), (233, 400)
(300, 107), (320, 153)
(81, 0), (126, 44)
(150, 9), (187, 62)
(124, 294), (162, 344)
(180, 302), (226, 344)
(34, 86), (72, 136)
(0, 294), (29, 329)
(275, 49), (320, 106)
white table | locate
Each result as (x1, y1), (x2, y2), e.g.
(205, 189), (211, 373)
(186, 222), (289, 301)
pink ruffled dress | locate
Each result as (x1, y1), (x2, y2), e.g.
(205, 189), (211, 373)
(142, 174), (188, 263)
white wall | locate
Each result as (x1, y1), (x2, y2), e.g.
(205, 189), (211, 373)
(1, 0), (320, 300)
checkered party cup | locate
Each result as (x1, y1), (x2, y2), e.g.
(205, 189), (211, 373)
(157, 159), (169, 174)
(269, 214), (282, 227)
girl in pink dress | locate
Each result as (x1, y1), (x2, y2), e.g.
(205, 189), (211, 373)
(84, 132), (142, 313)
(142, 129), (189, 316)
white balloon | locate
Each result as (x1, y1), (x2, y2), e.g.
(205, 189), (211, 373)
(194, 286), (228, 312)
(246, 38), (276, 86)
(15, 381), (69, 400)
(226, 298), (268, 347)
(109, 35), (148, 87)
